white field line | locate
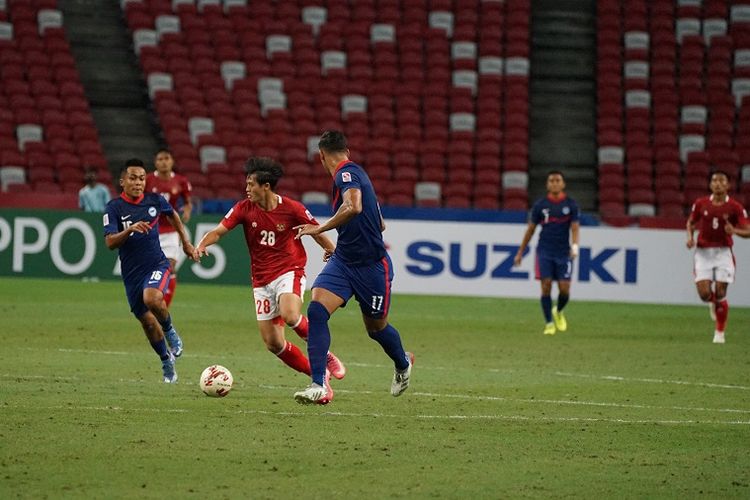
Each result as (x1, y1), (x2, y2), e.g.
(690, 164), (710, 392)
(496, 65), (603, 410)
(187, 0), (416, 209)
(39, 349), (750, 391)
(555, 371), (750, 391)
(1, 403), (749, 426)
(3, 373), (749, 417)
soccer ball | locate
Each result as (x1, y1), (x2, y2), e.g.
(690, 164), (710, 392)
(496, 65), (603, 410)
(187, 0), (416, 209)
(199, 365), (233, 397)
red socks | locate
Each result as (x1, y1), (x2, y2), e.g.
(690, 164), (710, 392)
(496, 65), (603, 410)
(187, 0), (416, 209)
(715, 299), (729, 332)
(292, 315), (309, 340)
(164, 274), (177, 307)
(276, 341), (311, 375)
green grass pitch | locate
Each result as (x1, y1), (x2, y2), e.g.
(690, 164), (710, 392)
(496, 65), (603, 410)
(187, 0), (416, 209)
(1, 277), (749, 498)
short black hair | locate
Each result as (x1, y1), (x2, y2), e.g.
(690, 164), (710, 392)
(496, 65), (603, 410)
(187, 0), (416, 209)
(245, 156), (284, 190)
(155, 149), (172, 157)
(709, 169), (730, 183)
(318, 130), (348, 153)
(547, 170), (565, 181)
(120, 158), (145, 176)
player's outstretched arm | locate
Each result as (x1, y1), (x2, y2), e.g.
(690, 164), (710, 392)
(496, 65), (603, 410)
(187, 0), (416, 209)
(166, 211), (197, 261)
(195, 223), (229, 258)
(513, 222), (537, 266)
(295, 188), (362, 238)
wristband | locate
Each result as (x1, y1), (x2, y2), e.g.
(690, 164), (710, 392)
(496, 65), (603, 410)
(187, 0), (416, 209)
(571, 244), (579, 255)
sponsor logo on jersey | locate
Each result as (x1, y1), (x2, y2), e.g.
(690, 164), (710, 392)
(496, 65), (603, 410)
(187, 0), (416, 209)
(342, 172), (351, 182)
(148, 207), (157, 217)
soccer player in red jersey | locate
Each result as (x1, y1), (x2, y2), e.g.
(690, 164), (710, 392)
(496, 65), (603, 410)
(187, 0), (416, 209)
(193, 157), (345, 403)
(145, 149), (193, 307)
(686, 171), (749, 343)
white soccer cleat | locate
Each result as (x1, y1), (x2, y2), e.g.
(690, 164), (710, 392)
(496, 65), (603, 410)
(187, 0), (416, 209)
(294, 383), (329, 405)
(709, 302), (716, 321)
(162, 352), (178, 383)
(391, 352), (414, 397)
(713, 330), (725, 344)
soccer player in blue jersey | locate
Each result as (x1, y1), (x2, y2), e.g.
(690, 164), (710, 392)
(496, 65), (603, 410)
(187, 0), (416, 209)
(104, 159), (196, 383)
(292, 130), (413, 404)
(514, 171), (580, 335)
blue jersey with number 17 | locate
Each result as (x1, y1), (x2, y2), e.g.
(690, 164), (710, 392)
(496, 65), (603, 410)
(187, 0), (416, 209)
(103, 193), (173, 282)
(530, 194), (579, 257)
(331, 160), (386, 266)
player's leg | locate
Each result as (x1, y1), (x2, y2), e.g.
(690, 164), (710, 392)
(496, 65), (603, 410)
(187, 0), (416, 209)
(276, 269), (345, 380)
(354, 255), (412, 396)
(536, 252), (555, 334)
(136, 310), (176, 383)
(143, 264), (183, 357)
(713, 281), (730, 344)
(259, 317), (312, 375)
(159, 232), (180, 308)
(294, 260), (350, 404)
(551, 257), (572, 332)
(127, 275), (176, 382)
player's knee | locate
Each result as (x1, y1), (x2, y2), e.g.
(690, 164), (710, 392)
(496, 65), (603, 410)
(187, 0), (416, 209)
(265, 338), (285, 354)
(307, 301), (330, 323)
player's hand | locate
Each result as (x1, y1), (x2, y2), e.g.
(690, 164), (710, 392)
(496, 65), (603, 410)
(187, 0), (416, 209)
(570, 243), (579, 260)
(725, 222), (735, 235)
(686, 237), (695, 249)
(182, 242), (197, 261)
(294, 224), (320, 239)
(323, 249), (334, 262)
(128, 221), (151, 234)
(195, 246), (210, 258)
(512, 253), (522, 266)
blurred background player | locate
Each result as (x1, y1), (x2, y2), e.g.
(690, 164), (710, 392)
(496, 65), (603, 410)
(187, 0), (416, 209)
(686, 171), (748, 344)
(104, 158), (195, 382)
(514, 171), (580, 335)
(79, 168), (111, 213)
(145, 149), (193, 308)
(194, 157), (345, 404)
(293, 130), (413, 405)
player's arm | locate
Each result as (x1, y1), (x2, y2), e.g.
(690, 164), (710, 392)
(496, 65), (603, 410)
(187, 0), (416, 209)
(570, 221), (580, 259)
(295, 188), (362, 237)
(513, 222), (537, 266)
(105, 221), (152, 250)
(181, 194), (193, 223)
(165, 210), (197, 260)
(311, 233), (336, 261)
(686, 217), (697, 248)
(195, 223), (230, 257)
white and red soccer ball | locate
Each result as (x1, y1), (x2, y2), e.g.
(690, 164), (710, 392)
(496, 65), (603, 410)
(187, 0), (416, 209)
(199, 365), (233, 397)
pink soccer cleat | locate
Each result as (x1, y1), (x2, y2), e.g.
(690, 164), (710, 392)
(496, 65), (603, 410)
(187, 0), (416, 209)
(326, 351), (347, 380)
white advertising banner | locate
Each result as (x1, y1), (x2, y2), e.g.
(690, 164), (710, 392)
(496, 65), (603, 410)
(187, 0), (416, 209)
(303, 220), (750, 306)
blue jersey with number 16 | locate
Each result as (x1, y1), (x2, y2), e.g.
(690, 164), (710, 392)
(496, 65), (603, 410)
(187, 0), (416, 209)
(103, 193), (173, 282)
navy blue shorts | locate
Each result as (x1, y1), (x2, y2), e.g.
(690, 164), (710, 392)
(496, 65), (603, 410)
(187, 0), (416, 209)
(312, 253), (394, 319)
(123, 260), (172, 317)
(535, 252), (573, 281)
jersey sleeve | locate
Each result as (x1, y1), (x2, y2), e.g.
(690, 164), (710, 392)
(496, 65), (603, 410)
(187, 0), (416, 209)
(181, 176), (193, 198)
(335, 166), (362, 194)
(220, 202), (243, 230)
(570, 199), (580, 222)
(158, 194), (174, 215)
(529, 200), (542, 224)
(294, 200), (319, 225)
(103, 203), (119, 235)
(688, 199), (702, 222)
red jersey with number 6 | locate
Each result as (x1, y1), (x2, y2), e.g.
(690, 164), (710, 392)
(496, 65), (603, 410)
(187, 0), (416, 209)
(145, 172), (192, 234)
(688, 195), (748, 248)
(221, 195), (318, 286)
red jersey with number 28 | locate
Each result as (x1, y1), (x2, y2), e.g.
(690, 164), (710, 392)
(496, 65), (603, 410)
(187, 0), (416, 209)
(688, 195), (748, 248)
(221, 195), (318, 286)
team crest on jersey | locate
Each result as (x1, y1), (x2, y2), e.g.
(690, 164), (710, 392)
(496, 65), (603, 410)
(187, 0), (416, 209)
(563, 207), (570, 215)
(148, 207), (157, 217)
(252, 222), (257, 228)
(342, 172), (351, 182)
(276, 224), (286, 231)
